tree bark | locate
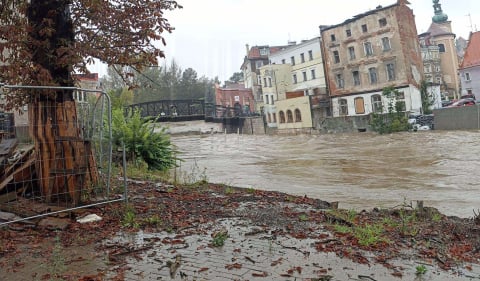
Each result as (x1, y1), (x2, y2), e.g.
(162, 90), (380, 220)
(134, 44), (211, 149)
(28, 0), (98, 206)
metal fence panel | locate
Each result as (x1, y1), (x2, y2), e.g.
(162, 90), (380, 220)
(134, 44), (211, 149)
(0, 84), (126, 226)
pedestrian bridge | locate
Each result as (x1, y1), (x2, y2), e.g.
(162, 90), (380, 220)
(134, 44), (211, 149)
(127, 99), (256, 122)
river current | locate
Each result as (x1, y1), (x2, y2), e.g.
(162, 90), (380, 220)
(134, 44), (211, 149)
(171, 130), (480, 218)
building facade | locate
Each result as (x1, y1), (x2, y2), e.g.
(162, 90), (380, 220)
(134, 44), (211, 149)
(215, 84), (255, 116)
(240, 45), (288, 113)
(320, 0), (424, 117)
(459, 31), (480, 100)
(258, 64), (291, 128)
(419, 0), (460, 99)
(269, 38), (327, 97)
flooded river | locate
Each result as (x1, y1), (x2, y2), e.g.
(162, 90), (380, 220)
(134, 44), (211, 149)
(171, 130), (480, 218)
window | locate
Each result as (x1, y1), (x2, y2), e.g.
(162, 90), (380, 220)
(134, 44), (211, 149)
(333, 50), (340, 63)
(368, 67), (377, 84)
(263, 77), (267, 87)
(379, 18), (387, 27)
(348, 46), (356, 60)
(354, 97), (365, 114)
(352, 71), (361, 86)
(435, 65), (441, 72)
(382, 37), (391, 51)
(335, 73), (344, 88)
(438, 44), (445, 52)
(265, 95), (269, 104)
(364, 42), (373, 56)
(281, 59), (286, 64)
(295, 109), (302, 122)
(267, 113), (272, 123)
(279, 111), (286, 123)
(300, 53), (305, 63)
(302, 71), (307, 81)
(386, 63), (396, 81)
(371, 94), (383, 113)
(293, 74), (297, 84)
(331, 34), (336, 41)
(362, 24), (368, 33)
(424, 64), (431, 73)
(268, 77), (272, 87)
(259, 48), (268, 56)
(308, 50), (313, 60)
(287, 110), (294, 123)
(273, 113), (277, 123)
(339, 99), (348, 115)
(346, 29), (352, 37)
(257, 76), (262, 85)
(271, 94), (275, 105)
(466, 72), (471, 81)
(291, 56), (295, 65)
(311, 69), (316, 79)
(395, 91), (406, 112)
(256, 61), (263, 68)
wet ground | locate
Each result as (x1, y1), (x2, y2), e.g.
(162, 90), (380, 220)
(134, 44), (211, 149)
(3, 181), (480, 280)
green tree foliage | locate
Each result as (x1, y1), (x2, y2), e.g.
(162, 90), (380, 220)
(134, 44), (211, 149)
(420, 80), (435, 115)
(228, 72), (244, 84)
(111, 108), (178, 171)
(103, 60), (217, 104)
(371, 86), (410, 134)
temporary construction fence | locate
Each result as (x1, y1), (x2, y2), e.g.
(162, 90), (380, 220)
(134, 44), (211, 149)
(0, 84), (127, 226)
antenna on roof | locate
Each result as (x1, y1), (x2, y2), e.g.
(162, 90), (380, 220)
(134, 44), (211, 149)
(467, 13), (473, 33)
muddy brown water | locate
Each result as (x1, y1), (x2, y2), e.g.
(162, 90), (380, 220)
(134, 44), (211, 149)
(172, 130), (480, 219)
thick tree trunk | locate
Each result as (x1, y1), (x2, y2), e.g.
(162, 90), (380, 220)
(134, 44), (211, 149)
(27, 0), (99, 206)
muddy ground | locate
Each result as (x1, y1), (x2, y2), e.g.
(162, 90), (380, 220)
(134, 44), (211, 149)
(1, 181), (480, 280)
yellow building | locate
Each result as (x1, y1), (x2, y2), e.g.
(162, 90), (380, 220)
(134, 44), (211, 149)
(276, 95), (313, 133)
(258, 64), (292, 128)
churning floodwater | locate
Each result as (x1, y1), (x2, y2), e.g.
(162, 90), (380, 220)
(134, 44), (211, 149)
(171, 130), (480, 218)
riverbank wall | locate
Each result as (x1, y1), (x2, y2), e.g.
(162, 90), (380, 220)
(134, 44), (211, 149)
(434, 105), (480, 130)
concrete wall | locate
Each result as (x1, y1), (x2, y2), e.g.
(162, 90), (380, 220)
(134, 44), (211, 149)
(317, 115), (372, 133)
(433, 105), (480, 130)
(240, 116), (265, 135)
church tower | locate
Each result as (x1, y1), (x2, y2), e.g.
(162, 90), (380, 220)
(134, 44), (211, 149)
(425, 0), (460, 99)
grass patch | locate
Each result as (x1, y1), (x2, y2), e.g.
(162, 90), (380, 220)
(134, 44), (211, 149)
(354, 224), (389, 247)
(334, 224), (352, 234)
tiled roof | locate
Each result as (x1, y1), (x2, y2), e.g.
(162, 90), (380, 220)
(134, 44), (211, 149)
(460, 31), (480, 69)
(247, 45), (289, 59)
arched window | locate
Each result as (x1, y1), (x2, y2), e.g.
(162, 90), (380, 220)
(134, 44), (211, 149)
(279, 111), (286, 123)
(287, 110), (294, 123)
(294, 109), (302, 122)
(339, 99), (348, 116)
(371, 94), (383, 113)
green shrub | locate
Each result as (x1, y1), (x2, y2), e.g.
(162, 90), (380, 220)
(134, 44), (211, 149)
(111, 108), (180, 171)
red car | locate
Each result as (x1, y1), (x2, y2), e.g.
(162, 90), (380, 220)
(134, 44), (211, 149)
(447, 98), (476, 107)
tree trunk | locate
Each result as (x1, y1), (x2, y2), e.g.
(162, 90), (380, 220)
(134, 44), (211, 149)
(28, 0), (98, 206)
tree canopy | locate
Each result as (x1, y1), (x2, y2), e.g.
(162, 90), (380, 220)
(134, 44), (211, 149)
(0, 0), (182, 108)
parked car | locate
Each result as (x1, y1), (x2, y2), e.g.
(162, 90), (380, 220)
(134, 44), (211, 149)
(447, 98), (476, 107)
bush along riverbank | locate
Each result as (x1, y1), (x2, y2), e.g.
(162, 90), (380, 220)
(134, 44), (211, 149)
(1, 180), (480, 280)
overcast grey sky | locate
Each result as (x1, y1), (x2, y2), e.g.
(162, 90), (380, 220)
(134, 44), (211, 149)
(90, 0), (480, 83)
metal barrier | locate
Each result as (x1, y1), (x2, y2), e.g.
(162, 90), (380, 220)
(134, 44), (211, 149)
(0, 84), (126, 226)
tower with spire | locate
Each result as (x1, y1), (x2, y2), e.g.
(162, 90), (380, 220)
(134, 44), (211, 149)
(418, 0), (460, 99)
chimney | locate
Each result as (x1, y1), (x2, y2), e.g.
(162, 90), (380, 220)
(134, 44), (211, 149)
(288, 40), (296, 46)
(245, 44), (250, 56)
